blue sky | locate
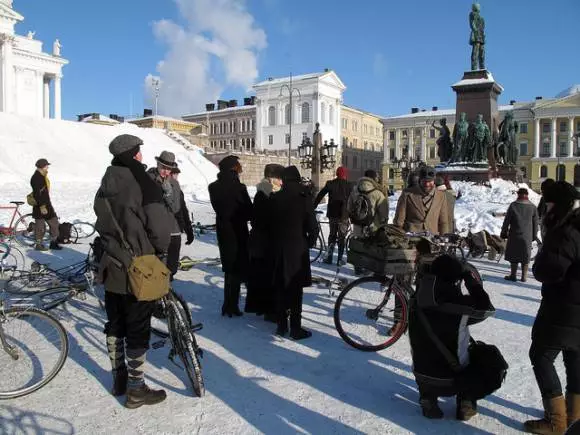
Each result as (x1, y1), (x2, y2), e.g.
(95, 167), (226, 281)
(15, 0), (580, 121)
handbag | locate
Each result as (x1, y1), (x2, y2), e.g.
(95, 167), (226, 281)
(104, 199), (170, 301)
(26, 192), (37, 206)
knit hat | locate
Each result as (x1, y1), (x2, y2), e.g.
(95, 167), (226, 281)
(35, 158), (50, 168)
(109, 134), (143, 156)
(264, 163), (285, 179)
(336, 166), (348, 180)
(543, 181), (580, 209)
(419, 166), (436, 181)
(364, 169), (378, 180)
(282, 165), (302, 183)
(218, 155), (240, 171)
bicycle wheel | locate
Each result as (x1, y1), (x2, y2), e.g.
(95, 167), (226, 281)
(310, 233), (324, 264)
(35, 286), (76, 311)
(334, 275), (409, 352)
(12, 214), (49, 248)
(151, 291), (191, 338)
(0, 307), (69, 399)
(72, 222), (95, 240)
(4, 270), (63, 294)
(166, 298), (205, 397)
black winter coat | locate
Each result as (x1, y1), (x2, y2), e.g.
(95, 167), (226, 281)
(31, 170), (56, 220)
(314, 178), (352, 220)
(532, 209), (580, 348)
(270, 181), (319, 289)
(208, 170), (252, 276)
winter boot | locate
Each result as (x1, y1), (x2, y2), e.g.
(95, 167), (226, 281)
(323, 244), (335, 264)
(420, 397), (443, 419)
(354, 266), (365, 276)
(456, 397), (478, 421)
(524, 395), (567, 434)
(521, 264), (529, 283)
(336, 242), (345, 267)
(276, 312), (289, 337)
(505, 263), (518, 282)
(289, 310), (312, 340)
(111, 366), (128, 397)
(49, 241), (62, 251)
(567, 393), (580, 427)
(125, 383), (167, 409)
(34, 242), (47, 251)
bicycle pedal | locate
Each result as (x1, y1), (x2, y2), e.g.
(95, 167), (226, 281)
(191, 322), (203, 332)
(151, 340), (166, 349)
(196, 348), (204, 359)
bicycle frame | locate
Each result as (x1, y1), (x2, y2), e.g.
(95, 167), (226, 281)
(0, 204), (25, 235)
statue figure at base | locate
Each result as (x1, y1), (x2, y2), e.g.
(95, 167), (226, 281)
(432, 118), (453, 162)
(497, 111), (519, 166)
(53, 39), (61, 57)
(452, 112), (469, 162)
(469, 3), (486, 71)
(468, 114), (491, 163)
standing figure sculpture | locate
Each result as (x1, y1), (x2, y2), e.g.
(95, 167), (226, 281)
(497, 111), (519, 166)
(469, 3), (486, 70)
(452, 112), (469, 162)
(432, 118), (453, 162)
(468, 115), (491, 163)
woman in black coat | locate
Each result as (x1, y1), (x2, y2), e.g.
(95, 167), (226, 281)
(525, 181), (580, 434)
(208, 156), (253, 317)
(245, 163), (284, 319)
(270, 166), (318, 340)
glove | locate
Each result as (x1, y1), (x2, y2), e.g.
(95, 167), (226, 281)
(185, 231), (194, 245)
(40, 205), (48, 216)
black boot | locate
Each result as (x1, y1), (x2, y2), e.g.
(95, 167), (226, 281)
(49, 241), (62, 251)
(230, 279), (242, 316)
(276, 312), (289, 336)
(336, 242), (345, 267)
(323, 244), (335, 264)
(420, 397), (443, 419)
(125, 383), (167, 409)
(290, 310), (312, 340)
(111, 366), (128, 397)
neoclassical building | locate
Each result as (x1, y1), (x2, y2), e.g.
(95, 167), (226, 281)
(0, 0), (68, 119)
(382, 86), (580, 190)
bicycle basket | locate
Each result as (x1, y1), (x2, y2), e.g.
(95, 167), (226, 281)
(347, 237), (417, 275)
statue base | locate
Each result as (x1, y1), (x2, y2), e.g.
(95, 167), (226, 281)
(436, 162), (519, 184)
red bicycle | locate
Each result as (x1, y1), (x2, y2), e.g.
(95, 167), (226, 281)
(0, 202), (48, 248)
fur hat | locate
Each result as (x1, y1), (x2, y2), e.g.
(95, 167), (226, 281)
(543, 181), (580, 209)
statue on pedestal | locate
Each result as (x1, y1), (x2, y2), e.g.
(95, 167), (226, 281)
(469, 3), (486, 70)
(452, 112), (469, 162)
(27, 31), (35, 40)
(431, 118), (452, 162)
(53, 39), (61, 57)
(497, 111), (519, 166)
(468, 114), (491, 162)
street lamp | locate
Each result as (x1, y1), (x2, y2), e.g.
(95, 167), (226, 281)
(298, 136), (338, 172)
(391, 155), (423, 187)
(152, 78), (160, 117)
(279, 73), (302, 166)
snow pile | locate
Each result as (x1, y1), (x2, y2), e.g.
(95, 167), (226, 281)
(0, 113), (218, 222)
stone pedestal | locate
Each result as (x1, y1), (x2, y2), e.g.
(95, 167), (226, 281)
(437, 163), (519, 183)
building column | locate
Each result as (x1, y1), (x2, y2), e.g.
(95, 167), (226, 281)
(395, 129), (401, 159)
(569, 117), (575, 156)
(551, 117), (557, 158)
(43, 77), (50, 118)
(54, 74), (62, 120)
(534, 118), (540, 158)
(408, 128), (414, 158)
(0, 35), (15, 113)
(421, 127), (427, 161)
(36, 71), (44, 118)
(382, 128), (389, 163)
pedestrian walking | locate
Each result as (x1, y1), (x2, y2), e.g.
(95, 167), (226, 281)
(208, 155), (252, 317)
(30, 158), (61, 251)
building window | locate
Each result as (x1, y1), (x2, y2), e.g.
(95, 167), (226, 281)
(268, 135), (273, 145)
(520, 123), (528, 134)
(251, 138), (255, 149)
(415, 128), (422, 137)
(574, 165), (580, 187)
(353, 156), (358, 169)
(542, 142), (550, 157)
(560, 122), (568, 132)
(364, 124), (368, 134)
(543, 123), (551, 133)
(376, 127), (381, 136)
(353, 138), (358, 147)
(285, 133), (290, 144)
(321, 102), (326, 123)
(577, 121), (580, 132)
(557, 164), (566, 181)
(540, 165), (548, 178)
(430, 128), (436, 139)
(389, 131), (395, 141)
(389, 148), (395, 160)
(519, 142), (528, 156)
(342, 136), (347, 146)
(329, 105), (334, 125)
(303, 132), (308, 140)
(364, 141), (368, 150)
(268, 106), (276, 126)
(284, 104), (291, 125)
(429, 146), (436, 159)
(388, 168), (394, 179)
(301, 102), (310, 123)
(342, 118), (347, 129)
(560, 142), (568, 156)
(343, 154), (348, 167)
(402, 129), (408, 138)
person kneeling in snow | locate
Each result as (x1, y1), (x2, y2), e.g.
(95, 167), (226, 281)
(409, 254), (504, 421)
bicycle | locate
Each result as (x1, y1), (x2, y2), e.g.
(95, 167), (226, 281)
(68, 221), (96, 243)
(150, 287), (205, 398)
(178, 256), (221, 271)
(310, 211), (352, 264)
(0, 201), (49, 248)
(192, 222), (216, 238)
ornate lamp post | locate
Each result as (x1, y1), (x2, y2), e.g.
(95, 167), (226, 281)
(278, 73), (301, 166)
(298, 128), (338, 194)
(152, 78), (160, 117)
(391, 155), (423, 188)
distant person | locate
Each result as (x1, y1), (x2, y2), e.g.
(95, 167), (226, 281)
(170, 167), (195, 247)
(94, 134), (173, 408)
(271, 166), (318, 340)
(147, 151), (182, 277)
(525, 181), (580, 434)
(501, 188), (538, 282)
(208, 155), (252, 317)
(246, 163), (284, 321)
(30, 158), (61, 251)
(436, 176), (458, 233)
(394, 166), (451, 235)
(314, 166), (352, 265)
(537, 178), (555, 238)
(406, 171), (420, 190)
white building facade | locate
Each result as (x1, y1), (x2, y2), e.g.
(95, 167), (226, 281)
(253, 70), (346, 152)
(0, 0), (68, 119)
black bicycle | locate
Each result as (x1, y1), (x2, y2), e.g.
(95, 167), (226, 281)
(310, 211), (352, 264)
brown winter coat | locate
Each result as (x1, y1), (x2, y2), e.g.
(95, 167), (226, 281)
(393, 185), (451, 235)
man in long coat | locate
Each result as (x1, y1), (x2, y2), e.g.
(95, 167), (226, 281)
(31, 158), (61, 250)
(501, 188), (538, 282)
(208, 155), (253, 317)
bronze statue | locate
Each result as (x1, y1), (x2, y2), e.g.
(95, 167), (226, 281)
(432, 118), (453, 162)
(452, 112), (469, 162)
(469, 3), (486, 70)
(468, 114), (491, 162)
(497, 111), (519, 165)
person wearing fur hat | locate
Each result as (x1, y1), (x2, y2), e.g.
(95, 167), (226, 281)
(94, 134), (175, 408)
(245, 163), (285, 320)
(525, 181), (580, 434)
(208, 155), (253, 317)
(270, 165), (319, 339)
(500, 188), (538, 282)
(30, 158), (61, 251)
(314, 166), (353, 265)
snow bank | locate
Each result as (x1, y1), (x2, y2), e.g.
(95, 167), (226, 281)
(0, 113), (218, 221)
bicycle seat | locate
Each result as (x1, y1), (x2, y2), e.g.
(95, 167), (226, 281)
(10, 201), (24, 206)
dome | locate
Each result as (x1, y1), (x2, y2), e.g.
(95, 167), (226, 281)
(556, 84), (580, 99)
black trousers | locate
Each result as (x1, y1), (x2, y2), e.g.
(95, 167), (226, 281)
(328, 218), (349, 247)
(104, 291), (155, 350)
(223, 272), (241, 312)
(167, 234), (182, 277)
(277, 281), (304, 330)
(530, 341), (580, 399)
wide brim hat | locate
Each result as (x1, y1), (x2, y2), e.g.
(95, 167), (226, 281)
(155, 150), (177, 168)
(543, 181), (580, 207)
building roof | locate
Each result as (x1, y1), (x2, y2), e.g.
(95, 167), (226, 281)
(127, 115), (198, 124)
(253, 69), (346, 91)
(182, 104), (256, 118)
(555, 84), (580, 99)
(341, 104), (383, 120)
(79, 114), (120, 124)
(383, 105), (514, 121)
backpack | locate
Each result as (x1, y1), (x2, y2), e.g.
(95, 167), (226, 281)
(57, 222), (73, 244)
(349, 187), (376, 227)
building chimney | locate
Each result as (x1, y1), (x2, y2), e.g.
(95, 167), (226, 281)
(432, 106), (438, 111)
(77, 114), (83, 121)
(228, 99), (238, 107)
(250, 96), (256, 105)
(143, 109), (153, 117)
(206, 103), (215, 112)
(411, 107), (419, 114)
(536, 96), (543, 100)
(509, 100), (516, 105)
(217, 100), (228, 110)
(110, 114), (118, 121)
(243, 97), (252, 106)
(324, 68), (330, 72)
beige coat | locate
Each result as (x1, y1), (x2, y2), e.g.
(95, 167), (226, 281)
(347, 177), (389, 236)
(393, 185), (451, 235)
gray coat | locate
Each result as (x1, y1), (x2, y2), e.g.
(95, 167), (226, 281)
(147, 167), (181, 233)
(94, 165), (174, 294)
(501, 199), (538, 264)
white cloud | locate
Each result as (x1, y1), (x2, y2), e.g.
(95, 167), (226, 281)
(373, 53), (388, 77)
(145, 0), (267, 117)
